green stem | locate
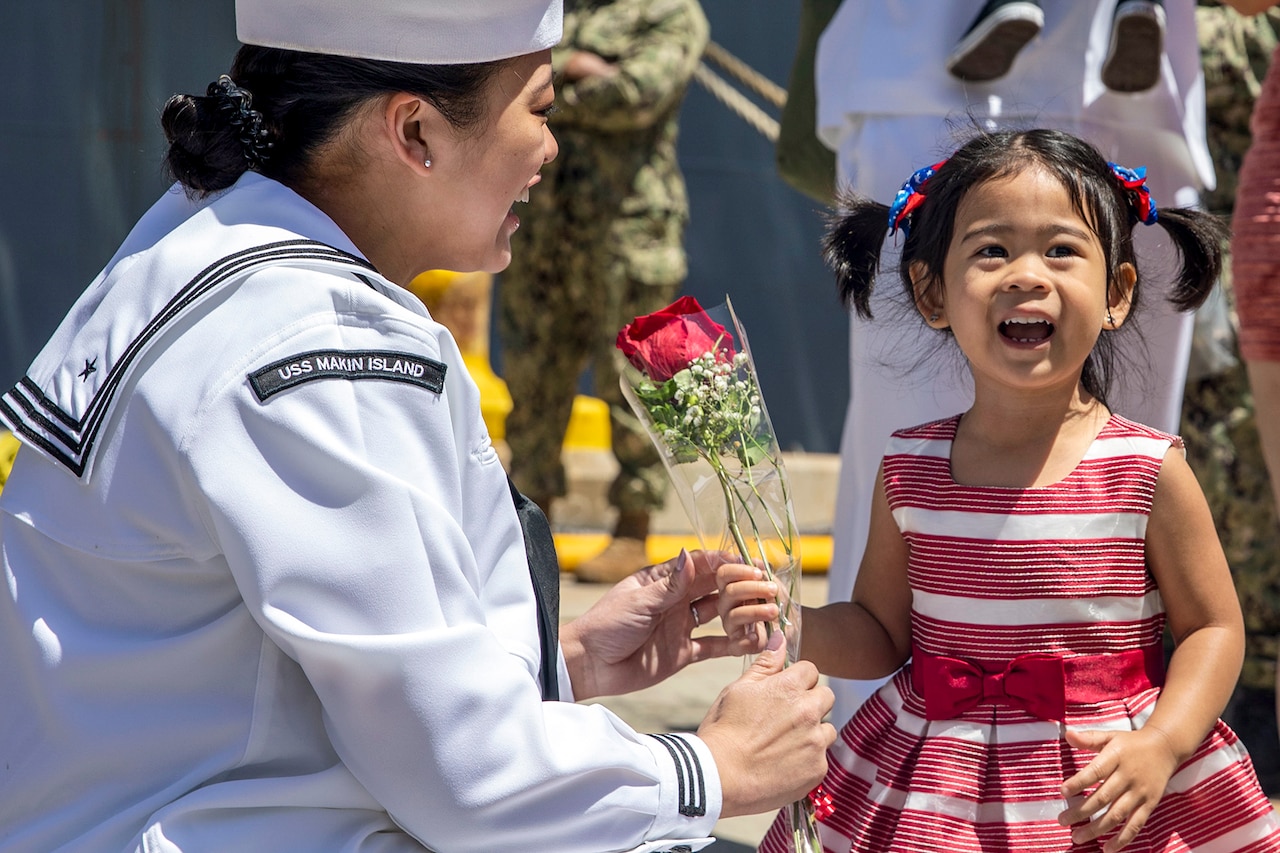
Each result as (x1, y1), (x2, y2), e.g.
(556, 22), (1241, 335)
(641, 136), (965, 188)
(706, 451), (793, 640)
(708, 454), (757, 579)
(733, 429), (793, 556)
(790, 798), (822, 853)
(729, 435), (801, 632)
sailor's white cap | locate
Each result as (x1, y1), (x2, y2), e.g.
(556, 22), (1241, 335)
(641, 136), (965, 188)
(236, 0), (563, 64)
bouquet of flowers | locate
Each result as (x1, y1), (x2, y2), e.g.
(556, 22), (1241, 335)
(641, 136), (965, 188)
(615, 296), (824, 853)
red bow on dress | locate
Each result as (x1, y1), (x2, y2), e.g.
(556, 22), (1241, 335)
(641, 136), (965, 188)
(808, 784), (835, 822)
(914, 652), (1067, 721)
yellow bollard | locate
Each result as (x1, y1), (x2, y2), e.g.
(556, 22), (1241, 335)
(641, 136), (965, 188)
(405, 270), (613, 454)
(0, 430), (19, 492)
(406, 270), (513, 441)
(563, 394), (611, 451)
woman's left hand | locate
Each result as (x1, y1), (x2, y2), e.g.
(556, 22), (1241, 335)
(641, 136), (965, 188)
(1057, 725), (1181, 852)
(560, 549), (735, 700)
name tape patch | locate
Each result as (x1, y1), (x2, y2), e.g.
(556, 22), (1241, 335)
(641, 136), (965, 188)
(249, 349), (447, 401)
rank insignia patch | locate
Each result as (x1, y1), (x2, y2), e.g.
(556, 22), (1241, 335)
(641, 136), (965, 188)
(249, 349), (447, 401)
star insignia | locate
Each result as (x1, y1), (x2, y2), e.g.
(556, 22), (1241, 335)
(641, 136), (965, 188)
(78, 357), (98, 381)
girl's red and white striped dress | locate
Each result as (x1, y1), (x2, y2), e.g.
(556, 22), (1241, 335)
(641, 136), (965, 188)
(761, 414), (1280, 853)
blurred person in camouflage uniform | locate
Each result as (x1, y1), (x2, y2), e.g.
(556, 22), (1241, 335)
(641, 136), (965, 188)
(498, 0), (709, 583)
(1182, 0), (1280, 793)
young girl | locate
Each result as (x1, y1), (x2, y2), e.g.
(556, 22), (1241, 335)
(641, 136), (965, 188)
(719, 128), (1280, 852)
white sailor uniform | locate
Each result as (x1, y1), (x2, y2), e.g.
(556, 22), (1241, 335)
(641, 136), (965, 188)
(0, 173), (717, 853)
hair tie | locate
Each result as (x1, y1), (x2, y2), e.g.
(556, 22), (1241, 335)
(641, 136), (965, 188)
(1107, 162), (1158, 226)
(888, 161), (947, 237)
(207, 75), (273, 168)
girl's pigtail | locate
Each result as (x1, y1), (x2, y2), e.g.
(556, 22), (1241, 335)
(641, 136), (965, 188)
(823, 190), (893, 318)
(1152, 207), (1230, 312)
(1107, 161), (1227, 312)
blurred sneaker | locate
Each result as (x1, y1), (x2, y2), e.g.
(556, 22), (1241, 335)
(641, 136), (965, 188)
(1101, 0), (1166, 93)
(947, 0), (1044, 82)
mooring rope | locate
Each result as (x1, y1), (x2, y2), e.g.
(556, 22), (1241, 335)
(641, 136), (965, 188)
(703, 40), (787, 110)
(691, 42), (778, 142)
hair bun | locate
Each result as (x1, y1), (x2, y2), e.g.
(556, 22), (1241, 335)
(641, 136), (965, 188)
(160, 77), (275, 196)
(206, 76), (274, 168)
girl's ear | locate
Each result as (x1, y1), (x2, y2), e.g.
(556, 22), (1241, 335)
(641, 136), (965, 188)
(1105, 263), (1138, 330)
(910, 261), (947, 328)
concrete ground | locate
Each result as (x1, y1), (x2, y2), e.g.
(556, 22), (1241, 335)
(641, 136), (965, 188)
(559, 571), (831, 851)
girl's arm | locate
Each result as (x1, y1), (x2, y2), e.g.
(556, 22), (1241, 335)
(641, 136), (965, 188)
(1132, 448), (1244, 758)
(717, 466), (914, 679)
(1059, 447), (1245, 852)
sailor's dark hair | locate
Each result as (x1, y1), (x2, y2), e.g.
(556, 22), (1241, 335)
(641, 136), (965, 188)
(161, 45), (507, 196)
(823, 128), (1229, 405)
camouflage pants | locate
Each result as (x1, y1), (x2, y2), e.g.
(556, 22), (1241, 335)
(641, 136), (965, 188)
(499, 204), (686, 515)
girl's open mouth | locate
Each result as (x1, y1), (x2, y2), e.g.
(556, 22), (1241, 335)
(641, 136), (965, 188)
(999, 317), (1053, 343)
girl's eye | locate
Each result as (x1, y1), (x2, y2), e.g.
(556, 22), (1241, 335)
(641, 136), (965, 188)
(537, 103), (560, 119)
(977, 245), (1006, 259)
(1047, 245), (1077, 258)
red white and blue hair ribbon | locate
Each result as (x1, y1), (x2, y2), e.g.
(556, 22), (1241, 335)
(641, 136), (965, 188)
(888, 160), (946, 237)
(1107, 162), (1158, 226)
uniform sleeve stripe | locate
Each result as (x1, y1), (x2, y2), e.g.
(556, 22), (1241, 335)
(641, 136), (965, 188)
(649, 735), (687, 814)
(650, 733), (707, 817)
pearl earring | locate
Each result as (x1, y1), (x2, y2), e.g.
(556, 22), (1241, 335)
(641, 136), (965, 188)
(929, 313), (939, 323)
(424, 159), (432, 169)
(1106, 309), (1115, 327)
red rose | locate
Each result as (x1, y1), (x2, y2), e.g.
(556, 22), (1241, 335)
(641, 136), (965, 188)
(616, 296), (735, 382)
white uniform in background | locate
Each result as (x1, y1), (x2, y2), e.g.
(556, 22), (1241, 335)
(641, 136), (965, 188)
(0, 174), (717, 853)
(814, 0), (1215, 724)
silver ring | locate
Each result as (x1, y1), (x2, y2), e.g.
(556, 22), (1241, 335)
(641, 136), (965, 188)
(690, 603), (701, 628)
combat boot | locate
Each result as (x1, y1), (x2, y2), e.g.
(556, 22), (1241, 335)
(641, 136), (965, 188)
(574, 510), (651, 584)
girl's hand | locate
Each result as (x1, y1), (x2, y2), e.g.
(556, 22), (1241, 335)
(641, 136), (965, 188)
(1058, 725), (1180, 852)
(714, 562), (779, 656)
